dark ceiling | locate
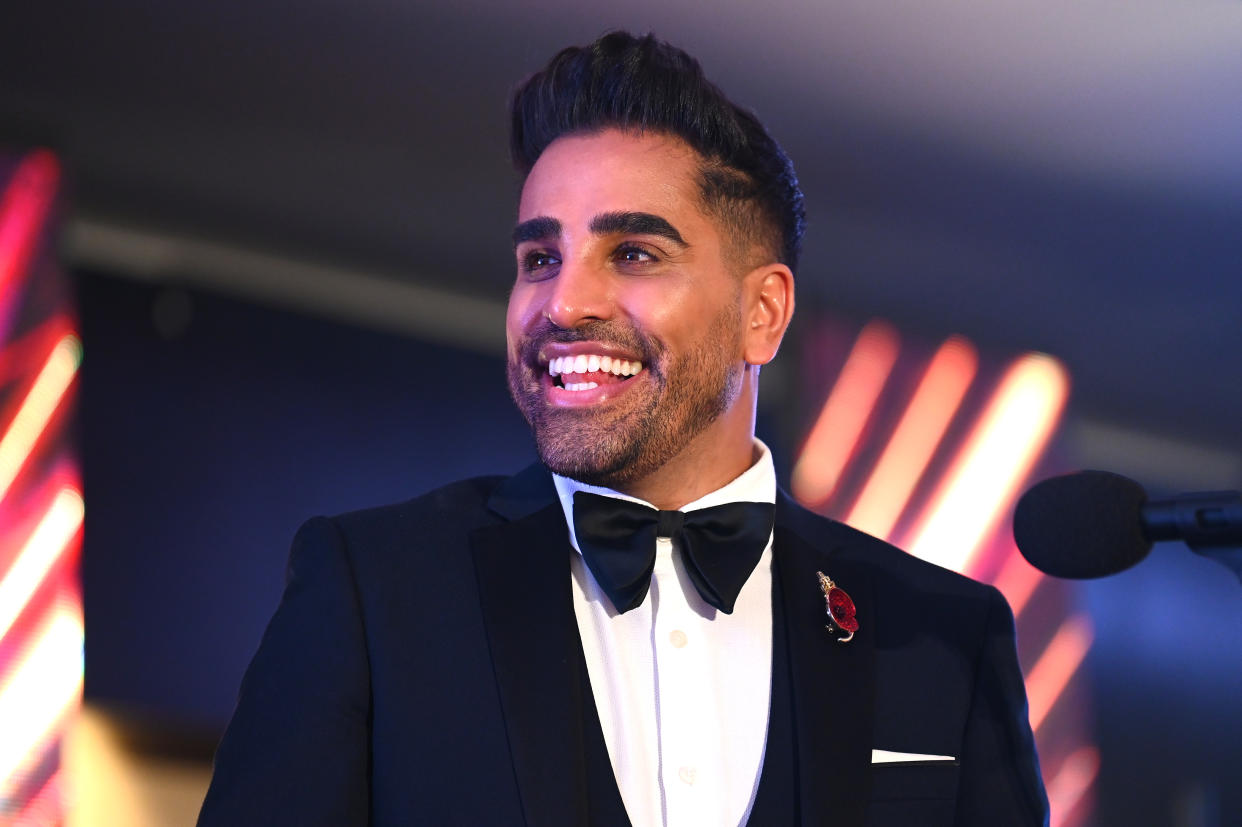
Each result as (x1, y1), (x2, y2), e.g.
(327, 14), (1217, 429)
(3, 0), (1240, 465)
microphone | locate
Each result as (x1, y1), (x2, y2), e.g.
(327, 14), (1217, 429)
(1013, 470), (1242, 582)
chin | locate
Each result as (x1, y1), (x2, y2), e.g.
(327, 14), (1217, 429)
(534, 437), (648, 489)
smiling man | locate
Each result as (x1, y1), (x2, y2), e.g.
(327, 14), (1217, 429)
(200, 32), (1049, 827)
(506, 128), (788, 509)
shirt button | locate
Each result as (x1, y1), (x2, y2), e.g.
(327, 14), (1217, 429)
(678, 766), (697, 785)
(669, 630), (688, 648)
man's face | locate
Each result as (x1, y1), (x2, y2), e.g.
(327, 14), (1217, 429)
(506, 129), (749, 489)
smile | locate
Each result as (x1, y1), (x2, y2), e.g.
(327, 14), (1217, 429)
(547, 353), (644, 392)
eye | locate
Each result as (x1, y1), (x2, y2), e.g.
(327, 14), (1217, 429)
(614, 245), (657, 265)
(519, 249), (560, 279)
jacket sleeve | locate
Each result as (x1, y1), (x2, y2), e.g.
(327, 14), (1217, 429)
(954, 586), (1050, 826)
(198, 517), (371, 826)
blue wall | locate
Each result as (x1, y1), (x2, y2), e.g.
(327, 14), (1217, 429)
(78, 272), (536, 727)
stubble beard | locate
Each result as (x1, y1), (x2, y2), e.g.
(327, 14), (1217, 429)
(507, 307), (744, 490)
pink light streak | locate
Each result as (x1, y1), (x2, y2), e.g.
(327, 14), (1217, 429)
(991, 546), (1045, 619)
(0, 486), (84, 644)
(1048, 746), (1100, 827)
(0, 334), (82, 506)
(792, 320), (900, 507)
(0, 605), (84, 799)
(903, 352), (1069, 576)
(14, 769), (64, 826)
(845, 335), (977, 541)
(0, 147), (76, 826)
(1027, 615), (1094, 733)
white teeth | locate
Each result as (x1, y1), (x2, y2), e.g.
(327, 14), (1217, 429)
(546, 354), (644, 379)
(564, 381), (599, 392)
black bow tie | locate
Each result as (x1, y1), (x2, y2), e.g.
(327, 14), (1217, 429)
(572, 491), (775, 615)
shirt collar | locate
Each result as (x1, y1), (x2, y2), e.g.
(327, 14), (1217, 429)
(552, 439), (777, 553)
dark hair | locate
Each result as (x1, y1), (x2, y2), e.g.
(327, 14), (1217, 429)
(509, 31), (805, 274)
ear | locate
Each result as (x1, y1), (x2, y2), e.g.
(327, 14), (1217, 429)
(741, 263), (795, 365)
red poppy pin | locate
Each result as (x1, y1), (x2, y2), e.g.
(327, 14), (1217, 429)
(817, 571), (858, 643)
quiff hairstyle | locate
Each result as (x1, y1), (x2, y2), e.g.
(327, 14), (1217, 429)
(509, 31), (806, 274)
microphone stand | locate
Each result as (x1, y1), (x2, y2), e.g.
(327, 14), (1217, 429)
(1144, 490), (1242, 584)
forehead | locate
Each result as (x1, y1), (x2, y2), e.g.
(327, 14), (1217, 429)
(517, 129), (705, 224)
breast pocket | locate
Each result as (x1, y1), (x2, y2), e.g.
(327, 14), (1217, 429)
(865, 761), (959, 827)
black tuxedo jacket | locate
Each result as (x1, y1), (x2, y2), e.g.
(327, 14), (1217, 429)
(199, 464), (1048, 826)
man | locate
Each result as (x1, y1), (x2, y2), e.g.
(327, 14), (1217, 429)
(199, 32), (1048, 826)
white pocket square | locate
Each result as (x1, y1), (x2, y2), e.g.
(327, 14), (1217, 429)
(871, 749), (956, 764)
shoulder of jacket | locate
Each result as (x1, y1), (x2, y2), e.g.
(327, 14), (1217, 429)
(325, 474), (510, 535)
(778, 491), (1001, 602)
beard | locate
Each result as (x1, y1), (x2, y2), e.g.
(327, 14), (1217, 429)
(507, 306), (744, 490)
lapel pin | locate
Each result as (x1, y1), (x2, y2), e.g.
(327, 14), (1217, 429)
(817, 571), (858, 643)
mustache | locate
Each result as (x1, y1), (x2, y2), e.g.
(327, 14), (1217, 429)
(517, 318), (656, 365)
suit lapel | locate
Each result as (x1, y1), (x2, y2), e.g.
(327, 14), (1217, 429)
(471, 465), (587, 827)
(775, 491), (877, 827)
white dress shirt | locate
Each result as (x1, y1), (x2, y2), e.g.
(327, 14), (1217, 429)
(552, 441), (776, 827)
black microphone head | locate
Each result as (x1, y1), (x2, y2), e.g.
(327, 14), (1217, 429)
(1013, 470), (1153, 579)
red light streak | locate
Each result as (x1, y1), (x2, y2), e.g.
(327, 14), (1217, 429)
(0, 316), (71, 387)
(793, 320), (900, 507)
(0, 151), (61, 337)
(846, 335), (977, 541)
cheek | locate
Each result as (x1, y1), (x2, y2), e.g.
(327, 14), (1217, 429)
(508, 276), (540, 316)
(630, 282), (696, 329)
(642, 290), (726, 349)
(505, 292), (534, 356)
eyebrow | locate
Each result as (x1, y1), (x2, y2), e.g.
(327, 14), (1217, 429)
(590, 211), (687, 247)
(512, 211), (689, 249)
(512, 216), (562, 247)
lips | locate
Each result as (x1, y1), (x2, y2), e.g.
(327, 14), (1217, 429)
(525, 347), (649, 406)
(514, 320), (653, 405)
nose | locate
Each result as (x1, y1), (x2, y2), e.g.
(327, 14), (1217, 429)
(543, 258), (614, 329)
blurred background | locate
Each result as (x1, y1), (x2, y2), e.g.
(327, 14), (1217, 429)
(1, 1), (1240, 825)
